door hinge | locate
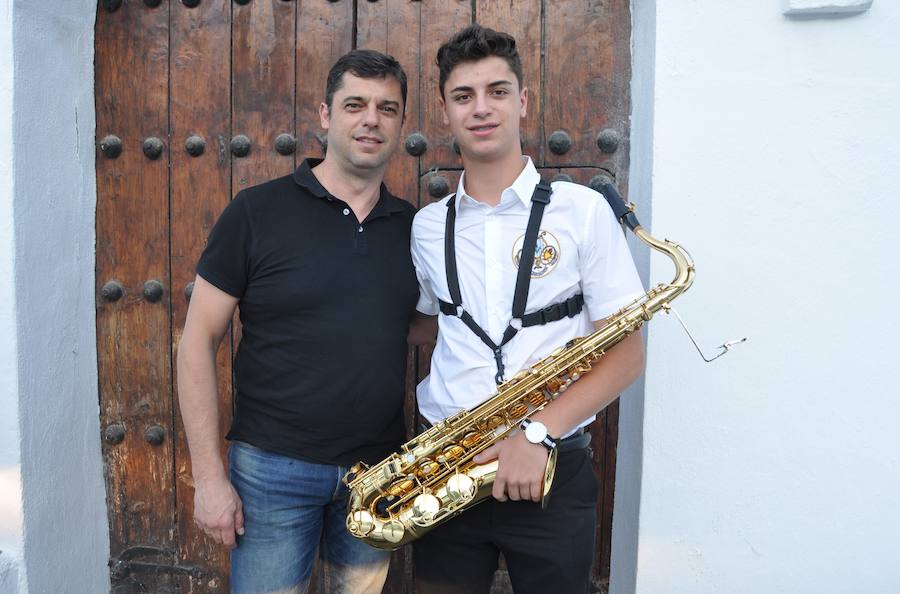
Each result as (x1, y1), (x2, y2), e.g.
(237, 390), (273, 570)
(109, 545), (209, 580)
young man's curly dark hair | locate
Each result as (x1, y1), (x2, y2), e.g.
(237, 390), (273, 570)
(436, 23), (524, 98)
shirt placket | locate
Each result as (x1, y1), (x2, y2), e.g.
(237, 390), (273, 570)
(483, 208), (505, 339)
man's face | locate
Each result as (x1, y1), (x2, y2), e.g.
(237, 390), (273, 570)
(319, 72), (404, 173)
(440, 56), (527, 164)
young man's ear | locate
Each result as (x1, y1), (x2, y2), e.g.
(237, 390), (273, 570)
(319, 102), (331, 130)
(439, 96), (449, 126)
(519, 87), (528, 118)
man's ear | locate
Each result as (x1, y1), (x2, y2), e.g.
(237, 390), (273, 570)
(439, 96), (449, 126)
(319, 102), (330, 130)
(519, 87), (528, 118)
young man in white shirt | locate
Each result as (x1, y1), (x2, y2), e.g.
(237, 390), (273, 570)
(411, 24), (646, 594)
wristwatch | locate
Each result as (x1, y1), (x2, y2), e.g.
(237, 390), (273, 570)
(520, 419), (558, 452)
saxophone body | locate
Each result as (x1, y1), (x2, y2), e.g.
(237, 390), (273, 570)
(345, 187), (695, 550)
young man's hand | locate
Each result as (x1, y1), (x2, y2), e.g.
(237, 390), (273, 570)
(474, 433), (548, 502)
(193, 475), (245, 549)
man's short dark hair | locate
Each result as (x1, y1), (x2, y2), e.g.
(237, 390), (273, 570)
(324, 49), (408, 112)
(436, 24), (523, 98)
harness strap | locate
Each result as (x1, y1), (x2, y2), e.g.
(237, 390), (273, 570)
(511, 183), (552, 319)
(440, 181), (582, 384)
(437, 293), (584, 327)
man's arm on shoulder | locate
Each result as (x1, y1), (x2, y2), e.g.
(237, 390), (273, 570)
(176, 275), (243, 548)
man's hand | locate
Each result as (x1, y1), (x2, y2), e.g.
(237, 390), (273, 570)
(193, 476), (245, 549)
(473, 432), (548, 503)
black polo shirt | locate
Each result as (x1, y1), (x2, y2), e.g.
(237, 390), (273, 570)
(196, 158), (419, 466)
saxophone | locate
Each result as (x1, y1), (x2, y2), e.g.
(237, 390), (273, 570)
(344, 183), (695, 550)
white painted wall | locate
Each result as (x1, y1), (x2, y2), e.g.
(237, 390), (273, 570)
(0, 2), (24, 591)
(610, 0), (657, 592)
(2, 1), (110, 593)
(629, 1), (900, 593)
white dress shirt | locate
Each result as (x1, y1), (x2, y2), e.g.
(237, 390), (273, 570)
(411, 157), (644, 428)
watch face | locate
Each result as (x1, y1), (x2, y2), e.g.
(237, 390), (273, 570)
(524, 421), (548, 444)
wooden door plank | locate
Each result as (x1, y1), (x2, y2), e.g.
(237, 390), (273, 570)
(169, 0), (233, 591)
(543, 0), (631, 175)
(476, 0), (543, 164)
(597, 398), (619, 587)
(357, 0), (421, 207)
(420, 1), (470, 171)
(233, 0), (298, 190)
(296, 0), (353, 160)
(95, 3), (174, 589)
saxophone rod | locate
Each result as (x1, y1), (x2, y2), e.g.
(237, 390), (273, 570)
(597, 181), (746, 363)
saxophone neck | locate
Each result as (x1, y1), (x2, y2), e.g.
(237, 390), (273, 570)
(598, 182), (694, 293)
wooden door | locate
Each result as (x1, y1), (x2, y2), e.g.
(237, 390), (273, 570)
(95, 1), (631, 592)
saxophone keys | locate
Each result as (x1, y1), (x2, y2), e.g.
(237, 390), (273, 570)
(546, 377), (564, 392)
(485, 415), (505, 430)
(387, 477), (416, 497)
(440, 444), (465, 464)
(445, 473), (476, 503)
(570, 363), (591, 379)
(348, 510), (375, 536)
(381, 519), (406, 544)
(525, 392), (545, 406)
(508, 402), (528, 418)
(412, 493), (442, 521)
(416, 458), (440, 479)
(511, 369), (529, 382)
(460, 431), (483, 449)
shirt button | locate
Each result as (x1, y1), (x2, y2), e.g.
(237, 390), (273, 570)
(358, 226), (364, 232)
(342, 208), (350, 216)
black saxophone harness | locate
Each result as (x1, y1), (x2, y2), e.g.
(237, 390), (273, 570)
(438, 181), (584, 384)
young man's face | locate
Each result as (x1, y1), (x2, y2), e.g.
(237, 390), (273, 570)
(440, 56), (527, 164)
(319, 72), (404, 173)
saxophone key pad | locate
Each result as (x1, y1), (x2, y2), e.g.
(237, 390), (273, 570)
(445, 473), (476, 503)
(381, 520), (406, 544)
(412, 493), (441, 520)
(349, 510), (375, 536)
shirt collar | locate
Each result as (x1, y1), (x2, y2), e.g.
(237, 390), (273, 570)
(293, 158), (406, 215)
(454, 156), (541, 211)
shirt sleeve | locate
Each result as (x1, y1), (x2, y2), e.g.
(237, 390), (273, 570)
(410, 217), (440, 316)
(579, 194), (645, 322)
(196, 191), (253, 299)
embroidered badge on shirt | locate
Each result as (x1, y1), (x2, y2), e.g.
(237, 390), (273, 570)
(512, 230), (561, 278)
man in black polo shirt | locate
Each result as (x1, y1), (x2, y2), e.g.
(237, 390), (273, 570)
(177, 50), (418, 594)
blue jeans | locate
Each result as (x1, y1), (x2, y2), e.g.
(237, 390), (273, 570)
(228, 442), (390, 594)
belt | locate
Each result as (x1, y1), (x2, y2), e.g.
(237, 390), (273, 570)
(557, 428), (591, 453)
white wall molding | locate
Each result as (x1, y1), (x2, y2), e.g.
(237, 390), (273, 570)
(783, 0), (874, 16)
(7, 2), (109, 593)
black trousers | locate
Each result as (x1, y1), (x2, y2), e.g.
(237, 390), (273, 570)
(414, 447), (598, 594)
